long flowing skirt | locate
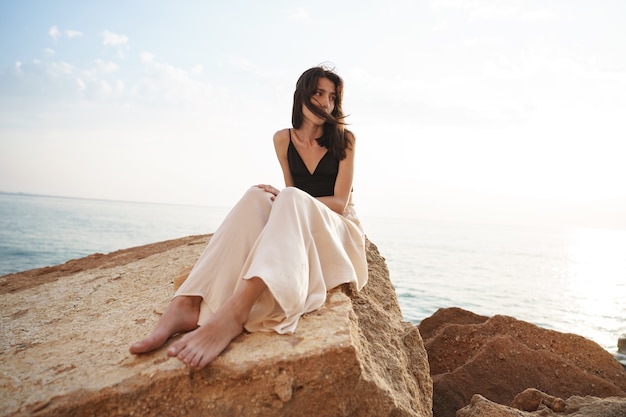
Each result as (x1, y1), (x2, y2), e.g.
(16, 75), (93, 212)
(175, 186), (368, 334)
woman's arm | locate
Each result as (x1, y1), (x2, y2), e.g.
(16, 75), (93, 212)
(273, 129), (294, 188)
(256, 129), (291, 199)
(317, 131), (356, 214)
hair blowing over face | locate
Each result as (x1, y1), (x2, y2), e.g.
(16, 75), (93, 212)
(291, 66), (353, 160)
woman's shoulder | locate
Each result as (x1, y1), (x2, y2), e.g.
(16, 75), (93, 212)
(273, 128), (291, 153)
(344, 129), (356, 150)
(273, 128), (292, 143)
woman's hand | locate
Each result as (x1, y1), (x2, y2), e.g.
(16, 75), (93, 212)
(255, 184), (280, 201)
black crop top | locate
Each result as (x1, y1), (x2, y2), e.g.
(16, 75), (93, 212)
(288, 129), (339, 197)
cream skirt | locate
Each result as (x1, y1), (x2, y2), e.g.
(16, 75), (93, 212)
(175, 186), (368, 334)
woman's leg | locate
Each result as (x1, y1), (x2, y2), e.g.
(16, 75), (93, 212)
(129, 295), (202, 354)
(130, 187), (273, 355)
(175, 187), (274, 322)
(166, 277), (267, 369)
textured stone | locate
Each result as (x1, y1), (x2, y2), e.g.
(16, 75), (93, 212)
(618, 334), (626, 354)
(457, 395), (533, 417)
(458, 393), (626, 417)
(419, 307), (626, 417)
(511, 388), (565, 412)
(0, 236), (432, 417)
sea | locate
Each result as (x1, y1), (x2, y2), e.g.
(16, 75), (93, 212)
(1, 192), (625, 365)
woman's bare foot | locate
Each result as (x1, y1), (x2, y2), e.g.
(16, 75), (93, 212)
(129, 295), (202, 354)
(166, 277), (267, 369)
(166, 306), (244, 369)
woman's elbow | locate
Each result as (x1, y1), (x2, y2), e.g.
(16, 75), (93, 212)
(333, 197), (349, 214)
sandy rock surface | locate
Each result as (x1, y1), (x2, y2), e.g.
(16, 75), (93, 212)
(1, 235), (432, 417)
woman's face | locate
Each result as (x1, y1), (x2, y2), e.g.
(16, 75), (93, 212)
(302, 77), (336, 123)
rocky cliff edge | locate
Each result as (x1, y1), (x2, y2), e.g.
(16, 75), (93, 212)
(0, 235), (433, 417)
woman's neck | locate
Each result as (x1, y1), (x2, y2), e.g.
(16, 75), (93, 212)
(294, 121), (324, 146)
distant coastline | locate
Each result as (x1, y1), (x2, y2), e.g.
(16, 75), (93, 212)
(0, 190), (227, 210)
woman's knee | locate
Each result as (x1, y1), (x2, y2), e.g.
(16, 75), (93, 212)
(242, 186), (273, 207)
(274, 186), (310, 205)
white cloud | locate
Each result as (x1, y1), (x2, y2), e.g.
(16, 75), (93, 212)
(226, 55), (279, 82)
(114, 80), (125, 94)
(47, 26), (83, 42)
(65, 29), (83, 38)
(470, 4), (518, 20)
(101, 30), (129, 47)
(482, 54), (519, 79)
(432, 20), (449, 31)
(49, 61), (75, 76)
(49, 25), (61, 40)
(140, 51), (155, 63)
(482, 50), (596, 82)
(431, 0), (552, 22)
(429, 0), (464, 8)
(101, 30), (130, 58)
(144, 61), (214, 106)
(430, 0), (531, 20)
(3, 50), (219, 108)
(93, 59), (119, 74)
(99, 80), (113, 95)
(287, 7), (309, 21)
(519, 8), (553, 20)
(229, 55), (253, 71)
(44, 48), (55, 57)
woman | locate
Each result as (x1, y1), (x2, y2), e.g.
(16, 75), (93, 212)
(129, 66), (368, 370)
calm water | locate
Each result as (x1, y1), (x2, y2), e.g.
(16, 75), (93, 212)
(1, 192), (625, 364)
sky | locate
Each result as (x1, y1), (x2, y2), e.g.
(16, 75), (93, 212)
(1, 0), (625, 230)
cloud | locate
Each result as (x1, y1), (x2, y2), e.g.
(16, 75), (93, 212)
(431, 0), (553, 22)
(2, 49), (217, 109)
(140, 51), (155, 63)
(49, 61), (75, 76)
(77, 78), (86, 92)
(469, 4), (518, 20)
(65, 29), (83, 38)
(287, 7), (309, 21)
(226, 55), (279, 82)
(92, 59), (119, 74)
(101, 30), (129, 46)
(49, 25), (61, 40)
(101, 30), (130, 58)
(481, 51), (588, 81)
(47, 26), (83, 41)
(44, 48), (55, 57)
(519, 8), (553, 20)
(136, 60), (215, 107)
(229, 55), (253, 72)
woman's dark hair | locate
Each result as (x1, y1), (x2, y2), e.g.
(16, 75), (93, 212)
(292, 66), (352, 160)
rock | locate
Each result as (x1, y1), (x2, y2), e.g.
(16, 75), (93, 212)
(419, 307), (626, 417)
(0, 236), (432, 417)
(510, 388), (566, 412)
(457, 394), (533, 417)
(560, 395), (626, 416)
(458, 393), (626, 417)
(618, 334), (626, 354)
